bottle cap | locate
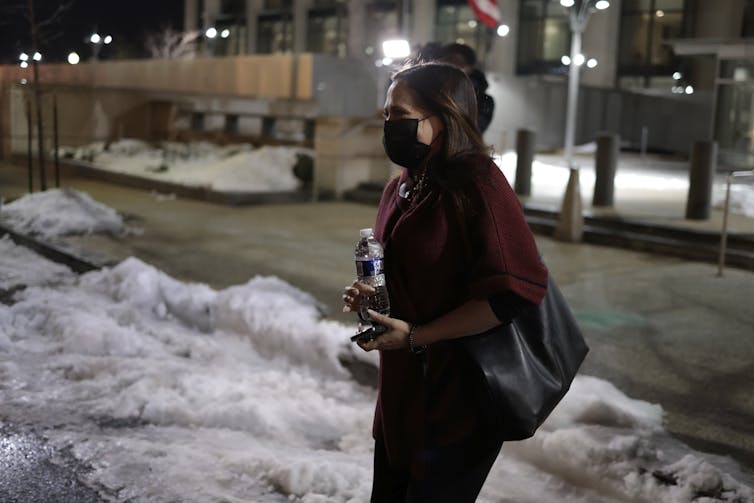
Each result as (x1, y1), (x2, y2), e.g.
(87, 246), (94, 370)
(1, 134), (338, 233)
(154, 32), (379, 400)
(359, 228), (373, 237)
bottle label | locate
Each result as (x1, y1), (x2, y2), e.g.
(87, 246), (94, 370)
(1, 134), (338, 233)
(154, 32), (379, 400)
(356, 258), (384, 277)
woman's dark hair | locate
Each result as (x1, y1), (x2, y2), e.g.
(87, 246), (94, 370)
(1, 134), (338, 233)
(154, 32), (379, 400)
(391, 62), (490, 215)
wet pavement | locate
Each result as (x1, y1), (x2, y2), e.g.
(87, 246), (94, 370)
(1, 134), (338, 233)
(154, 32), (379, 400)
(0, 422), (103, 502)
(1, 158), (754, 500)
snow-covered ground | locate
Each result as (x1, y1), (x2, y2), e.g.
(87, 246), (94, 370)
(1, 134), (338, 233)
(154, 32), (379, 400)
(57, 138), (754, 218)
(1, 195), (752, 502)
(493, 150), (754, 218)
(62, 139), (309, 193)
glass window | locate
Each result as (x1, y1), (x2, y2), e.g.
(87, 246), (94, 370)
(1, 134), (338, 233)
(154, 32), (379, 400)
(307, 5), (348, 56)
(619, 12), (651, 67)
(655, 0), (684, 10)
(618, 0), (687, 85)
(622, 0), (653, 11)
(264, 0), (292, 10)
(649, 11), (682, 65)
(258, 13), (293, 53)
(720, 60), (754, 81)
(197, 0), (205, 27)
(516, 0), (570, 75)
(221, 0), (246, 16)
(743, 0), (754, 37)
(436, 2), (487, 58)
(364, 1), (399, 57)
(715, 83), (754, 169)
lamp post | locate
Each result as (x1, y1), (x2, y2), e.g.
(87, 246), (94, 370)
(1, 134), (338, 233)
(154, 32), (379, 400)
(554, 0), (609, 242)
(88, 32), (113, 60)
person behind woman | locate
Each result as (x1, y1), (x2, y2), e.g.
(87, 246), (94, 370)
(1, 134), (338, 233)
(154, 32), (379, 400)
(412, 42), (495, 134)
(342, 63), (547, 502)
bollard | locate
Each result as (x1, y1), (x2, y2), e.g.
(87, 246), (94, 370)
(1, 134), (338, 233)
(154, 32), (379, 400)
(640, 126), (648, 160)
(554, 167), (584, 242)
(514, 129), (535, 196)
(685, 140), (717, 220)
(593, 133), (619, 207)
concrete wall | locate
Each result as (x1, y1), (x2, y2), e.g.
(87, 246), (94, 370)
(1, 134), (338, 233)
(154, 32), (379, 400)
(0, 55), (314, 100)
(310, 54), (379, 117)
(314, 116), (392, 198)
(0, 53), (380, 157)
(484, 74), (711, 155)
(5, 86), (168, 156)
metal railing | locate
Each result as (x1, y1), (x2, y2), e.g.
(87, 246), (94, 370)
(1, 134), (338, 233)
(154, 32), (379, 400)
(717, 169), (754, 276)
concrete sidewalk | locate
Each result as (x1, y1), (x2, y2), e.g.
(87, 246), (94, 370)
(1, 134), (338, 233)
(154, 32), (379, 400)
(1, 159), (754, 476)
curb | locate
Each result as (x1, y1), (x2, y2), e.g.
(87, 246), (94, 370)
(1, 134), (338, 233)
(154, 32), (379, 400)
(52, 159), (314, 205)
(523, 206), (754, 271)
(0, 224), (100, 274)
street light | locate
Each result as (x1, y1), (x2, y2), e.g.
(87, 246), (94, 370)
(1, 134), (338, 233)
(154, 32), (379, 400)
(88, 32), (112, 59)
(205, 27), (218, 39)
(68, 52), (80, 65)
(555, 0), (610, 242)
(382, 39), (410, 59)
(497, 24), (510, 37)
(32, 52), (42, 62)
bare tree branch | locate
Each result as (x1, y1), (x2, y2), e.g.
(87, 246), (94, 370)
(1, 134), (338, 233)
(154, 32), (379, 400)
(146, 27), (200, 60)
(36, 1), (74, 30)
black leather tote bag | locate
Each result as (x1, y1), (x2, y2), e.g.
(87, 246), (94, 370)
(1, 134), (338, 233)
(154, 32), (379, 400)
(460, 274), (589, 441)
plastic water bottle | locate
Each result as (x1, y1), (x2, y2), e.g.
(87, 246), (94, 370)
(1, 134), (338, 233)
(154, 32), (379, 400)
(354, 228), (390, 325)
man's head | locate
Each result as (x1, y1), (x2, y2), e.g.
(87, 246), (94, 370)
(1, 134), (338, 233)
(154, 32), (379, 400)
(438, 43), (477, 75)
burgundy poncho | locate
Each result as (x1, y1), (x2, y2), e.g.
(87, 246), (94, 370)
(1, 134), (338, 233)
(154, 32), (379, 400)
(371, 157), (547, 477)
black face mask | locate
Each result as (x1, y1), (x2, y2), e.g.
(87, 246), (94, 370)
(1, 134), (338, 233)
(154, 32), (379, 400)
(382, 117), (433, 171)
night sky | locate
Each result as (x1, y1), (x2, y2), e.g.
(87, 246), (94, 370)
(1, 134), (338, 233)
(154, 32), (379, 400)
(0, 0), (184, 65)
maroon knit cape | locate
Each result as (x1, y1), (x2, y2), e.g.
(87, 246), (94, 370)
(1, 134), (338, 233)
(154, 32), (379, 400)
(371, 157), (548, 477)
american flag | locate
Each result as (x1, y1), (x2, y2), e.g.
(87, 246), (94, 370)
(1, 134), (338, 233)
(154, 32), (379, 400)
(467, 0), (501, 29)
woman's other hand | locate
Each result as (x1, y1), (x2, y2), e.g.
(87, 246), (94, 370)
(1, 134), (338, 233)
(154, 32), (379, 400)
(342, 280), (375, 314)
(358, 309), (411, 352)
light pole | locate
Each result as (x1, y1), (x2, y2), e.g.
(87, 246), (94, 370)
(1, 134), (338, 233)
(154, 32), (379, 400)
(554, 0), (609, 242)
(88, 32), (113, 60)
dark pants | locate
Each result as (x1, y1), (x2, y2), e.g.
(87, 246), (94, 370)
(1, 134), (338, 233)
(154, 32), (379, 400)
(370, 436), (503, 503)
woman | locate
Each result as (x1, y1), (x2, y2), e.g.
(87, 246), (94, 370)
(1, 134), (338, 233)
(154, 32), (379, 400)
(342, 63), (547, 502)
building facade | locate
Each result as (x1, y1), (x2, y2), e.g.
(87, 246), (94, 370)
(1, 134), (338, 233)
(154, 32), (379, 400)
(184, 0), (753, 167)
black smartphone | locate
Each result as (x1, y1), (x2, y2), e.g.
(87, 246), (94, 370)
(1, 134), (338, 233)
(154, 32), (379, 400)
(350, 327), (376, 343)
(350, 324), (387, 343)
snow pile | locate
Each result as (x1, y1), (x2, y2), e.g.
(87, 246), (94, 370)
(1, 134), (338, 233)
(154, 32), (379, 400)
(715, 183), (754, 218)
(211, 146), (304, 192)
(65, 139), (308, 193)
(0, 235), (74, 291)
(0, 188), (126, 238)
(0, 241), (751, 502)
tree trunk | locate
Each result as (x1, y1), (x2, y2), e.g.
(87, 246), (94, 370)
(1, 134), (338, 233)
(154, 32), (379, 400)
(29, 0), (46, 191)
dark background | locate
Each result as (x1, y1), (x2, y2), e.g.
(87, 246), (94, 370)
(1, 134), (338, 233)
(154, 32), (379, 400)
(0, 0), (184, 64)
